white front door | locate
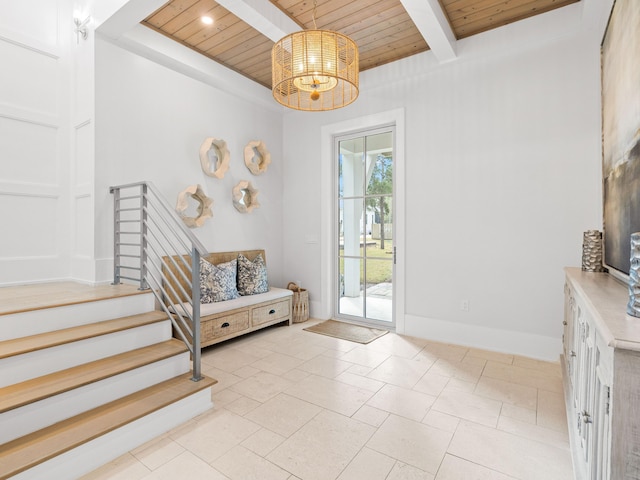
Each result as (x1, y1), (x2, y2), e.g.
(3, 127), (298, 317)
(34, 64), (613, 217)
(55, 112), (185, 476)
(335, 127), (395, 328)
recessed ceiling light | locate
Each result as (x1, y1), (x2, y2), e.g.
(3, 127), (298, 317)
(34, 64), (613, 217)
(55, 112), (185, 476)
(201, 16), (213, 25)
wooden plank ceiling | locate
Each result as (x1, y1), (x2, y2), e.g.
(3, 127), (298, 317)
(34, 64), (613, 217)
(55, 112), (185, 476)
(142, 0), (580, 89)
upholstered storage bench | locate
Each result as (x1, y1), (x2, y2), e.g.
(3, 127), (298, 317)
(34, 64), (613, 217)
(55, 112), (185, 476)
(162, 249), (292, 348)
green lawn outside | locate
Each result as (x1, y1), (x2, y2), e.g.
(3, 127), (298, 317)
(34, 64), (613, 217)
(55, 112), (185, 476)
(339, 238), (393, 284)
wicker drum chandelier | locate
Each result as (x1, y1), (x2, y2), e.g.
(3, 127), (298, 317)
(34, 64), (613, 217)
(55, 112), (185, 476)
(271, 1), (359, 111)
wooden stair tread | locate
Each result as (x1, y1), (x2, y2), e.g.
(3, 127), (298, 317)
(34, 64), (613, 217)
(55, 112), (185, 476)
(0, 373), (217, 479)
(0, 311), (168, 360)
(0, 282), (148, 316)
(0, 339), (188, 414)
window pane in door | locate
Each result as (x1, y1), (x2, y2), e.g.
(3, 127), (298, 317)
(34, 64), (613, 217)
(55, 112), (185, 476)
(339, 198), (364, 258)
(339, 137), (364, 198)
(365, 134), (392, 196)
(366, 197), (393, 255)
(365, 259), (393, 322)
(339, 257), (363, 317)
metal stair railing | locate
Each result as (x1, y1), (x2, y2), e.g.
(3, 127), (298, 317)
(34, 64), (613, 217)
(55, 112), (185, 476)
(110, 181), (208, 381)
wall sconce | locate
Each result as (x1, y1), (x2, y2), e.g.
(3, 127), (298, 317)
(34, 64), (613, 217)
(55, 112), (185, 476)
(74, 16), (90, 43)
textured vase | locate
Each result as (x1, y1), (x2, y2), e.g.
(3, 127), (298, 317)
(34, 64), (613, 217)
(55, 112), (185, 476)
(628, 233), (640, 317)
(582, 230), (604, 272)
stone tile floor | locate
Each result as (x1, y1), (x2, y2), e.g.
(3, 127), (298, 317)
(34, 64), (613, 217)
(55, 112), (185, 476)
(82, 321), (572, 480)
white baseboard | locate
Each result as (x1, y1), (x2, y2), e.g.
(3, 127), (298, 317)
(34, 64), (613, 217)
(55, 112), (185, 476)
(95, 257), (116, 284)
(70, 256), (96, 283)
(404, 314), (562, 362)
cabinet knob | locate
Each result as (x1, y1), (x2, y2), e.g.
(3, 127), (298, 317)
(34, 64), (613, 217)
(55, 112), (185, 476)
(569, 350), (576, 357)
(269, 309), (276, 314)
(221, 322), (230, 328)
(563, 320), (568, 326)
(582, 411), (592, 424)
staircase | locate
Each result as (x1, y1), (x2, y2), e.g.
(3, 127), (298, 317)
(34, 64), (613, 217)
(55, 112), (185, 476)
(0, 282), (216, 480)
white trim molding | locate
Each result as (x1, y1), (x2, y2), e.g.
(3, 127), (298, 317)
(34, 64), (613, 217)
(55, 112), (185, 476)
(404, 314), (562, 362)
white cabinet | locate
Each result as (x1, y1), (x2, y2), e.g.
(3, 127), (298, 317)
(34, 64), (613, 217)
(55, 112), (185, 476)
(563, 268), (640, 480)
(564, 285), (602, 479)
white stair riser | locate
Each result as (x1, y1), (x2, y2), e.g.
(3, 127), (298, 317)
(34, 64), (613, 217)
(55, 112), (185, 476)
(0, 293), (156, 341)
(12, 388), (213, 480)
(0, 352), (191, 444)
(0, 321), (172, 387)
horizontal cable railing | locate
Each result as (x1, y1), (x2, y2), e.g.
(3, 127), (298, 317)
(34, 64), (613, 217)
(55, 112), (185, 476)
(110, 181), (208, 381)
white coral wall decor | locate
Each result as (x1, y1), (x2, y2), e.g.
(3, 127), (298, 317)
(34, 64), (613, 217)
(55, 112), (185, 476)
(176, 184), (213, 228)
(232, 180), (259, 213)
(243, 140), (271, 175)
(199, 137), (230, 178)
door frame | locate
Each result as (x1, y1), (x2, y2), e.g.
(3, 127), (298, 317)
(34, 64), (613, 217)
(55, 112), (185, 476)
(320, 108), (405, 334)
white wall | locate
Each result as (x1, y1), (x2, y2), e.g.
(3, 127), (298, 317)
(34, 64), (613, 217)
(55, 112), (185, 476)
(0, 0), (72, 285)
(281, 7), (604, 360)
(0, 0), (607, 362)
(70, 0), (99, 283)
(94, 38), (287, 286)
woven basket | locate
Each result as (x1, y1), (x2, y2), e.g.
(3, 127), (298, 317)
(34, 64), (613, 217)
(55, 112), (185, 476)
(287, 282), (309, 323)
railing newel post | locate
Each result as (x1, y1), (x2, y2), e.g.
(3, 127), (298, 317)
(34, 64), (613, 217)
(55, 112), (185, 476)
(191, 246), (202, 381)
(140, 184), (149, 290)
(112, 187), (121, 285)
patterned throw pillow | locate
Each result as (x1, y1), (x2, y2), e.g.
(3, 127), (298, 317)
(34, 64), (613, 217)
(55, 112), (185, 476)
(199, 258), (240, 303)
(237, 253), (269, 295)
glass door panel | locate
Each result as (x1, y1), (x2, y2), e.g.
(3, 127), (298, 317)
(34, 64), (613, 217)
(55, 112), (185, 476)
(365, 197), (393, 255)
(339, 257), (364, 317)
(339, 137), (365, 199)
(339, 198), (364, 258)
(365, 135), (393, 196)
(336, 127), (394, 326)
(365, 259), (393, 322)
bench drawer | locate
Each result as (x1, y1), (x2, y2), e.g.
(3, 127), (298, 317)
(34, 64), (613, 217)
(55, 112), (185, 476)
(252, 299), (290, 326)
(202, 311), (249, 342)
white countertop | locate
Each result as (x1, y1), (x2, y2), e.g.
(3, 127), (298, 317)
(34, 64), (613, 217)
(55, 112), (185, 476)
(565, 267), (640, 351)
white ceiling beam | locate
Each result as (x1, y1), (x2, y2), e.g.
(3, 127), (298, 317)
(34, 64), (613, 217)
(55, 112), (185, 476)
(400, 0), (457, 63)
(112, 24), (279, 111)
(95, 0), (168, 39)
(215, 0), (300, 42)
(92, 0), (281, 111)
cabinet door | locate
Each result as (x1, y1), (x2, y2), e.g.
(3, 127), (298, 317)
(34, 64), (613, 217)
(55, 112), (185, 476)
(590, 363), (611, 479)
(573, 305), (586, 412)
(563, 283), (576, 385)
(576, 311), (595, 464)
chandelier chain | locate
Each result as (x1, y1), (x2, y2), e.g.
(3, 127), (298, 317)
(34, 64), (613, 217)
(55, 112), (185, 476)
(312, 0), (318, 29)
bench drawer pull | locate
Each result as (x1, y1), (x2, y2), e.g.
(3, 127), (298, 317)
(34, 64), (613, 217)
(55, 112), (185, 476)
(269, 309), (276, 314)
(221, 322), (230, 328)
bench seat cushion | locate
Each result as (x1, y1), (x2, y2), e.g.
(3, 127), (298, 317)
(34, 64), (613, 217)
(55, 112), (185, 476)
(172, 287), (293, 317)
